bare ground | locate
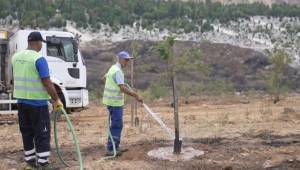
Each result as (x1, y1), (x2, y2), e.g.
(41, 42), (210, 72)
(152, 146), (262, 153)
(1, 94), (300, 170)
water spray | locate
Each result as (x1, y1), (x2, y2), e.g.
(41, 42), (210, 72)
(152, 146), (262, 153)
(142, 103), (175, 140)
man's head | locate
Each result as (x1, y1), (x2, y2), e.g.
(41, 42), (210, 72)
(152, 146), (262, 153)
(27, 31), (46, 52)
(117, 51), (133, 67)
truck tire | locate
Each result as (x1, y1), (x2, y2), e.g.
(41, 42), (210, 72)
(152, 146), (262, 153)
(55, 85), (72, 114)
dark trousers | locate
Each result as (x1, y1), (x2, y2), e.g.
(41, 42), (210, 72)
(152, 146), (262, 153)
(18, 104), (50, 165)
(106, 106), (123, 151)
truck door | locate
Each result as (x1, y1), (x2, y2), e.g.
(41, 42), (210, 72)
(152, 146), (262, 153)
(45, 36), (82, 88)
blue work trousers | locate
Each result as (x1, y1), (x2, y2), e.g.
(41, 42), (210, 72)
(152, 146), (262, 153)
(106, 106), (123, 151)
(18, 103), (50, 165)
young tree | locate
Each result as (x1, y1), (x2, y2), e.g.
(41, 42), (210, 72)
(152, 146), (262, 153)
(156, 37), (206, 154)
(156, 37), (181, 154)
(267, 49), (291, 103)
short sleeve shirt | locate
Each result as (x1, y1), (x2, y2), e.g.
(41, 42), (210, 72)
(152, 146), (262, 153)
(113, 63), (124, 85)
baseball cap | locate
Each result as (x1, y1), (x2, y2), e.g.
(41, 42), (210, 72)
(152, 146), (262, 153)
(117, 51), (133, 59)
(28, 31), (46, 42)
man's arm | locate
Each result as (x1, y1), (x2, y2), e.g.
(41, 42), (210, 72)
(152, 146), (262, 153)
(36, 57), (63, 111)
(41, 77), (63, 111)
(119, 84), (143, 103)
(114, 70), (143, 103)
(41, 77), (59, 101)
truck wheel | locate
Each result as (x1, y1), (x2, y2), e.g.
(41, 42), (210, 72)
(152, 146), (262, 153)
(55, 85), (72, 114)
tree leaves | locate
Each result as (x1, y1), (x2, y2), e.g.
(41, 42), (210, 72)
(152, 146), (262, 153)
(1, 1), (299, 31)
(267, 49), (291, 103)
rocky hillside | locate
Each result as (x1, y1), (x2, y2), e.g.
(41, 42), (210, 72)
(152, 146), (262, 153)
(81, 40), (298, 93)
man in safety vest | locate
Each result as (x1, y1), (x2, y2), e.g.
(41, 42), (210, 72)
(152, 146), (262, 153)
(12, 31), (63, 170)
(103, 51), (143, 156)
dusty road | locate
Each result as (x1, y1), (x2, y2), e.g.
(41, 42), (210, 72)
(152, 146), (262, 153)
(1, 94), (300, 169)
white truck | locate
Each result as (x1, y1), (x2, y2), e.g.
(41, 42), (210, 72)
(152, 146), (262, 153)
(0, 30), (88, 114)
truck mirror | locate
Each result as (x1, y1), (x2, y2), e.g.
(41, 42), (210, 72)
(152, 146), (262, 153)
(72, 39), (78, 55)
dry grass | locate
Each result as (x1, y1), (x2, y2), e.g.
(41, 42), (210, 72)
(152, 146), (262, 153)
(0, 94), (300, 169)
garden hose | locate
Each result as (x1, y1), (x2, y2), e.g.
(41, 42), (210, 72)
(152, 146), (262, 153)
(53, 108), (84, 170)
(101, 114), (117, 160)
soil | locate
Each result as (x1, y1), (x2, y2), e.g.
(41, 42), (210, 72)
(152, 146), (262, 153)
(1, 94), (300, 170)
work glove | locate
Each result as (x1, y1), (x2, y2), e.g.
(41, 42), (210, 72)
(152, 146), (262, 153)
(53, 99), (64, 112)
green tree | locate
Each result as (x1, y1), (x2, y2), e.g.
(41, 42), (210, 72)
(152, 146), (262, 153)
(267, 49), (291, 103)
(201, 21), (214, 33)
(1, 0), (300, 32)
(156, 37), (207, 154)
(177, 48), (208, 102)
(156, 37), (180, 154)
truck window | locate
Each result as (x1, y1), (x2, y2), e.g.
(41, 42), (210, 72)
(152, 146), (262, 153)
(63, 41), (75, 62)
(46, 37), (78, 62)
(47, 43), (64, 60)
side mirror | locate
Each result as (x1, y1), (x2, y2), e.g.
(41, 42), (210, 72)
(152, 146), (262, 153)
(72, 38), (78, 55)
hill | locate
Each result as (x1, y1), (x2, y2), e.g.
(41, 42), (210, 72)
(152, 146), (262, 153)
(0, 0), (299, 33)
(81, 40), (297, 96)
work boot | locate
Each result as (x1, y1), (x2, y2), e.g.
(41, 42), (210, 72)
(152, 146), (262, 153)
(117, 147), (129, 153)
(25, 160), (37, 170)
(105, 150), (122, 157)
(37, 163), (59, 170)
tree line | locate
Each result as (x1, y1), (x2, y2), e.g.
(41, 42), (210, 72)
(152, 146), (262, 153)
(0, 0), (299, 33)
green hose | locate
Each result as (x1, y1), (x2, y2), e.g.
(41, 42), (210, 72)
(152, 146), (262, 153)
(53, 108), (84, 170)
(101, 114), (117, 160)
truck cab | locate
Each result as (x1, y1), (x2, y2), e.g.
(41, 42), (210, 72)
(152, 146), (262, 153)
(1, 30), (88, 113)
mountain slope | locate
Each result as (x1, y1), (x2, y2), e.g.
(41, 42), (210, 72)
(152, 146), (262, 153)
(82, 41), (269, 91)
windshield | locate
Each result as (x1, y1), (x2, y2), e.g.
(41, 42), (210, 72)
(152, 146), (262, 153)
(46, 37), (78, 62)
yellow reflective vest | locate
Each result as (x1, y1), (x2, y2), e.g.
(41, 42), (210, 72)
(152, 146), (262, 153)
(102, 64), (124, 107)
(12, 50), (49, 99)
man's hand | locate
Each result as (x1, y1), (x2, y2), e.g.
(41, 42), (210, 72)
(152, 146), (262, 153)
(135, 94), (143, 103)
(53, 99), (64, 112)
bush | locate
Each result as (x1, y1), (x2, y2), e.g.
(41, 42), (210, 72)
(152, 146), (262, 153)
(49, 15), (66, 28)
(148, 83), (169, 100)
(88, 81), (104, 102)
(204, 79), (235, 95)
(201, 21), (214, 33)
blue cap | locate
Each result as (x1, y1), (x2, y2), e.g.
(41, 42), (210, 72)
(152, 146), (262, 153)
(117, 51), (133, 59)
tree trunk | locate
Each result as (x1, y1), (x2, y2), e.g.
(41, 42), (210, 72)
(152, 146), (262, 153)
(172, 75), (181, 154)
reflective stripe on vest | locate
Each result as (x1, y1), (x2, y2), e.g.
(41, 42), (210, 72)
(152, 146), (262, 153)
(14, 76), (41, 82)
(12, 50), (49, 100)
(104, 87), (121, 93)
(102, 64), (124, 106)
(14, 85), (46, 92)
(103, 94), (123, 100)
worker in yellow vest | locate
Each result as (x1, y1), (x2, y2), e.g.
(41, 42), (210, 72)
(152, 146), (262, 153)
(103, 51), (143, 156)
(12, 31), (63, 170)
